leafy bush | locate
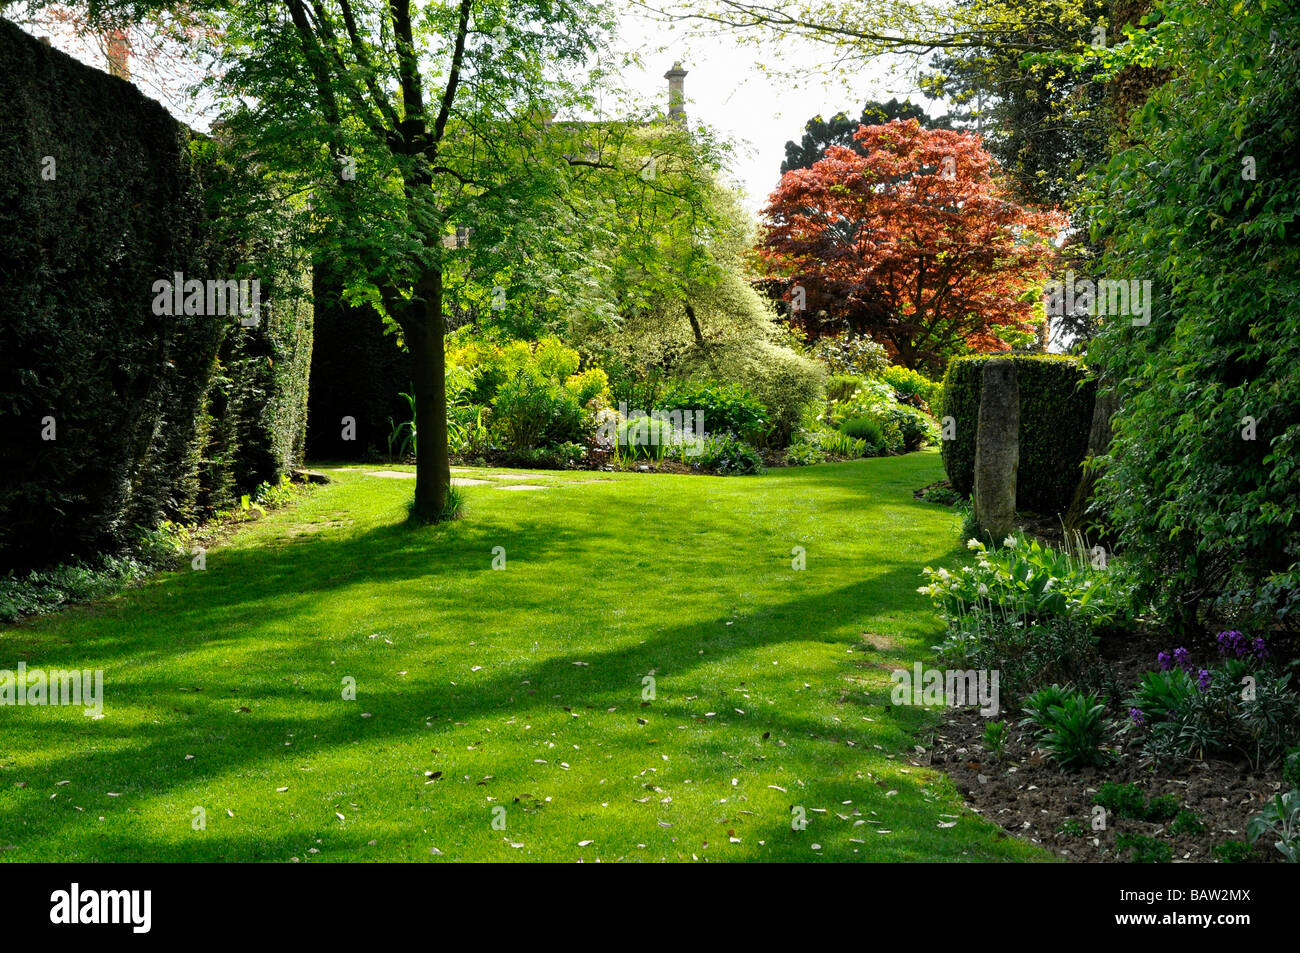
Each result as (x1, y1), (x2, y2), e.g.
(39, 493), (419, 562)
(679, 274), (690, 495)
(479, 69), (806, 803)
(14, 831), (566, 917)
(490, 373), (584, 451)
(1248, 791), (1300, 863)
(737, 343), (827, 448)
(808, 332), (890, 377)
(933, 612), (1116, 706)
(826, 374), (864, 403)
(785, 427), (872, 463)
(920, 532), (1131, 629)
(840, 416), (885, 446)
(533, 337), (581, 381)
(881, 403), (940, 451)
(1170, 810), (1205, 836)
(655, 381), (767, 441)
(1127, 639), (1300, 769)
(564, 367), (611, 407)
(825, 378), (939, 453)
(940, 354), (1096, 515)
(693, 434), (764, 475)
(1213, 840), (1255, 864)
(1285, 747), (1300, 791)
(881, 364), (943, 412)
(784, 441), (828, 466)
(1020, 686), (1112, 771)
(1085, 0), (1300, 629)
(1115, 833), (1172, 864)
(616, 416), (684, 462)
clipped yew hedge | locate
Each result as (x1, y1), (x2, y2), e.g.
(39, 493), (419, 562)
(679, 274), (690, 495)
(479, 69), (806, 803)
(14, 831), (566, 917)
(0, 20), (311, 571)
(940, 354), (1096, 515)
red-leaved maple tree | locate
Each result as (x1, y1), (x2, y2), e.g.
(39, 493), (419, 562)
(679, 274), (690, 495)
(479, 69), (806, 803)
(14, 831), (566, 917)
(760, 119), (1064, 372)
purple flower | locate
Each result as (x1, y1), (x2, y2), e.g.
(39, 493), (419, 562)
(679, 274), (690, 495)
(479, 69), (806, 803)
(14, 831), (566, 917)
(1252, 637), (1269, 661)
(1173, 647), (1190, 670)
(1129, 707), (1146, 726)
(1217, 630), (1246, 658)
(1157, 651), (1172, 671)
(1197, 669), (1212, 691)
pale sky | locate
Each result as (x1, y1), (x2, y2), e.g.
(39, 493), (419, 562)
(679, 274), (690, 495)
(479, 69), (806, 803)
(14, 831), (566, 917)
(609, 8), (937, 213)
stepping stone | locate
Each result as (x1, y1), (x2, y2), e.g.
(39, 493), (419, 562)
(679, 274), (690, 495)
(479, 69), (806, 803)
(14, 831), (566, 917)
(451, 478), (492, 486)
(494, 484), (548, 491)
(483, 472), (549, 481)
(366, 470), (415, 479)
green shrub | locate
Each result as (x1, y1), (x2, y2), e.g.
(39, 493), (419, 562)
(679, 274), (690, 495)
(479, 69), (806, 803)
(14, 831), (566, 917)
(533, 337), (581, 381)
(655, 381), (767, 441)
(940, 354), (1096, 515)
(1085, 0), (1300, 627)
(693, 434), (764, 475)
(490, 373), (583, 451)
(784, 441), (828, 466)
(1247, 791), (1300, 863)
(933, 613), (1116, 706)
(1020, 686), (1111, 771)
(1093, 783), (1150, 821)
(809, 332), (890, 377)
(1170, 810), (1205, 836)
(826, 374), (864, 404)
(882, 403), (940, 451)
(564, 367), (611, 407)
(1285, 747), (1300, 791)
(840, 416), (885, 446)
(1213, 840), (1255, 863)
(738, 343), (826, 448)
(616, 416), (682, 462)
(0, 23), (311, 569)
(1116, 833), (1172, 864)
(881, 364), (943, 412)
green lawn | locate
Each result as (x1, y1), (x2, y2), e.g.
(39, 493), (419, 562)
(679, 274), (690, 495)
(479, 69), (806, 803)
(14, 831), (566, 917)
(0, 451), (1046, 861)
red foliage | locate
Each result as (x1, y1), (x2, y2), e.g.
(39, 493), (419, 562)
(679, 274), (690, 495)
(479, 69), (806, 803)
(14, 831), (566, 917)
(760, 119), (1064, 372)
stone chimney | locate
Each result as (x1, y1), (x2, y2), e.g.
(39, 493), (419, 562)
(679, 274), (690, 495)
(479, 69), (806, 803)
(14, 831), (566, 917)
(665, 62), (687, 120)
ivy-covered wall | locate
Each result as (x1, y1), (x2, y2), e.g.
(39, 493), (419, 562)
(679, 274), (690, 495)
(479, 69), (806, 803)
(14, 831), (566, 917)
(0, 18), (311, 571)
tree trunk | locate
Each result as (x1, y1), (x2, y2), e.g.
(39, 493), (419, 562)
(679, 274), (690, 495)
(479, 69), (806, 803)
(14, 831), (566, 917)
(406, 269), (451, 521)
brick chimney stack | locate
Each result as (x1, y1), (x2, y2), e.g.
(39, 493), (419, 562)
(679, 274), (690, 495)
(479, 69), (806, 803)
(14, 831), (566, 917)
(665, 62), (687, 120)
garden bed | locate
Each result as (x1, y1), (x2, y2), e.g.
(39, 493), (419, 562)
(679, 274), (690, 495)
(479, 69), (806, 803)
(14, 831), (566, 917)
(926, 622), (1294, 862)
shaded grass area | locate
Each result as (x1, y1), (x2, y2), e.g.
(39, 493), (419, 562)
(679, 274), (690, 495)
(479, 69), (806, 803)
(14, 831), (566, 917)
(0, 452), (1046, 862)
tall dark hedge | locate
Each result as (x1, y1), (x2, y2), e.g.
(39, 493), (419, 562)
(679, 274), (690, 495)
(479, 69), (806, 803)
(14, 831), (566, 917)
(941, 354), (1096, 515)
(307, 265), (409, 461)
(0, 20), (311, 571)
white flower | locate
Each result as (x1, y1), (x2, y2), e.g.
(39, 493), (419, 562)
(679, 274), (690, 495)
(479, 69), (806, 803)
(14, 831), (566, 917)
(1003, 535), (1017, 548)
(977, 584), (989, 596)
(936, 568), (951, 582)
(966, 539), (982, 550)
